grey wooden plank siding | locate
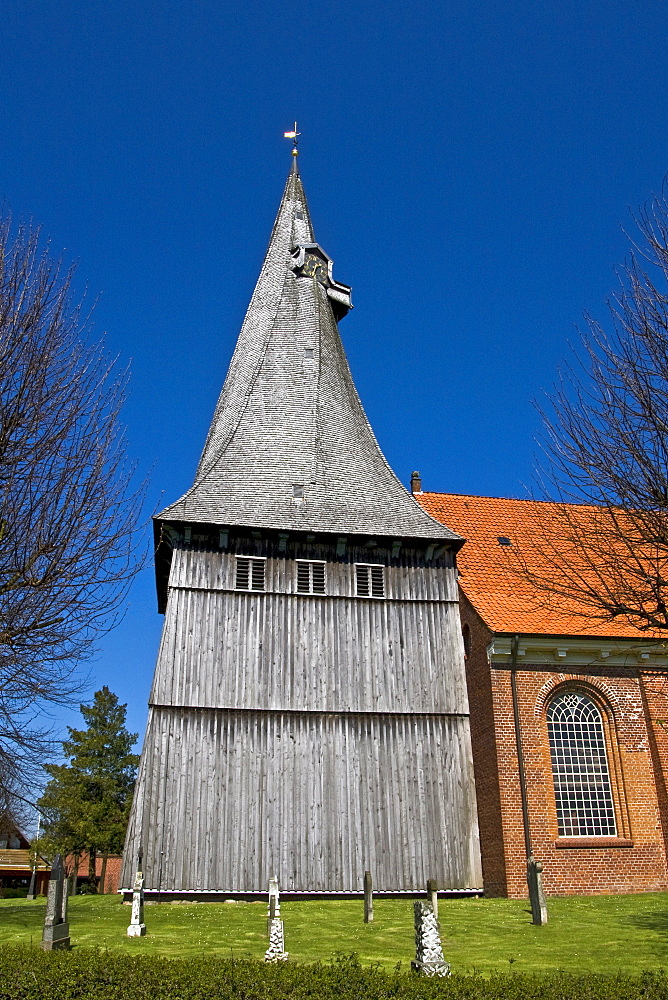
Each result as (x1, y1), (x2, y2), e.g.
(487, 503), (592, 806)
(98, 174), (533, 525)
(125, 707), (481, 893)
(150, 549), (467, 715)
(123, 540), (483, 892)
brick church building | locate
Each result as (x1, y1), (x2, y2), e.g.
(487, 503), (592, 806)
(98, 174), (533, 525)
(123, 152), (668, 901)
(415, 488), (668, 897)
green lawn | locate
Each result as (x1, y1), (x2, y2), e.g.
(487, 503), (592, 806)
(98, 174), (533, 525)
(2, 892), (668, 973)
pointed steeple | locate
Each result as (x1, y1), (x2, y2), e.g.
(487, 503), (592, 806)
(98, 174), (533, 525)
(159, 166), (458, 542)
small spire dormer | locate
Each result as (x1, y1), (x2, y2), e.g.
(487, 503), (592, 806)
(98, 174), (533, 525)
(289, 243), (353, 320)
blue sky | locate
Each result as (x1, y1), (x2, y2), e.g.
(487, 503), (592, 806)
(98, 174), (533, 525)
(2, 0), (668, 749)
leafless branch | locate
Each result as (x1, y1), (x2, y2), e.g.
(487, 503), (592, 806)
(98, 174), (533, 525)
(528, 187), (668, 632)
(0, 217), (146, 798)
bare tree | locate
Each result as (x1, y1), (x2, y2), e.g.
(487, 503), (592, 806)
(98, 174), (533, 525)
(525, 189), (668, 633)
(0, 217), (144, 803)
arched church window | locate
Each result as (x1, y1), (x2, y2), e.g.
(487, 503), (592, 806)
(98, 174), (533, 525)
(462, 624), (471, 658)
(547, 691), (617, 838)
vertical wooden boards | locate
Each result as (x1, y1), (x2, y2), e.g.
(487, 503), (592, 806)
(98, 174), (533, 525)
(151, 549), (469, 715)
(124, 541), (482, 894)
(122, 707), (482, 893)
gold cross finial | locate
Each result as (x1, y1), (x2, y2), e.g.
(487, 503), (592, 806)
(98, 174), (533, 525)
(283, 122), (301, 157)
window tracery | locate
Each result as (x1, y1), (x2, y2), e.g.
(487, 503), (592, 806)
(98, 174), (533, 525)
(547, 691), (617, 837)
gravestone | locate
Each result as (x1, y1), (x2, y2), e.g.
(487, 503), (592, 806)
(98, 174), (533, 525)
(264, 916), (289, 962)
(264, 877), (288, 962)
(41, 854), (70, 951)
(426, 878), (438, 920)
(266, 876), (280, 937)
(363, 871), (373, 923)
(411, 900), (449, 977)
(127, 869), (147, 936)
(527, 853), (548, 925)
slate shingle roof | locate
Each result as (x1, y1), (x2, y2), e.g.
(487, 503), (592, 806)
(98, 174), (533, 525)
(417, 491), (660, 638)
(159, 164), (457, 542)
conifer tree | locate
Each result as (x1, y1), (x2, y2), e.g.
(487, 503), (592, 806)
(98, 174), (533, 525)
(38, 687), (139, 891)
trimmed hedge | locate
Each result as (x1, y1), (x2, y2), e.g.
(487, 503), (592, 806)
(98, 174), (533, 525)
(0, 949), (667, 1000)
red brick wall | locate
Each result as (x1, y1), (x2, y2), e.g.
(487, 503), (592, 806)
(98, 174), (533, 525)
(460, 593), (508, 896)
(462, 603), (668, 897)
(638, 672), (668, 864)
(69, 854), (123, 894)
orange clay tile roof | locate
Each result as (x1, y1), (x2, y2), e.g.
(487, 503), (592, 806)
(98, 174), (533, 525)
(416, 492), (659, 640)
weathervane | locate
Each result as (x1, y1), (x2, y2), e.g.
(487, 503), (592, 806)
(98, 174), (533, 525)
(283, 122), (301, 158)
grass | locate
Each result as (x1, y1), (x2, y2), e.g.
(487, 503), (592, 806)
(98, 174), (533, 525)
(2, 892), (668, 973)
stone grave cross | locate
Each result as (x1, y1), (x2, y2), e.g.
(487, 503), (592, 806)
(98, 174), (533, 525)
(266, 875), (280, 935)
(426, 878), (439, 920)
(527, 853), (548, 925)
(127, 868), (147, 936)
(411, 900), (449, 977)
(363, 871), (373, 923)
(41, 854), (70, 951)
(264, 877), (288, 963)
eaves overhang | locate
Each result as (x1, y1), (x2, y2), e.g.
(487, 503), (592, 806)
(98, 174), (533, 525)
(487, 632), (668, 669)
(152, 516), (463, 613)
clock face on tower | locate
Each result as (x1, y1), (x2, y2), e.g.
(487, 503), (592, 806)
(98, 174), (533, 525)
(301, 253), (329, 284)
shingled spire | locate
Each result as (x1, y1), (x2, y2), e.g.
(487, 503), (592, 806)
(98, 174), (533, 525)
(158, 164), (457, 541)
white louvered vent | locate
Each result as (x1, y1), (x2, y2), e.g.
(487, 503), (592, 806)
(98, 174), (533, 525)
(296, 560), (326, 594)
(235, 557), (266, 591)
(355, 563), (385, 598)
